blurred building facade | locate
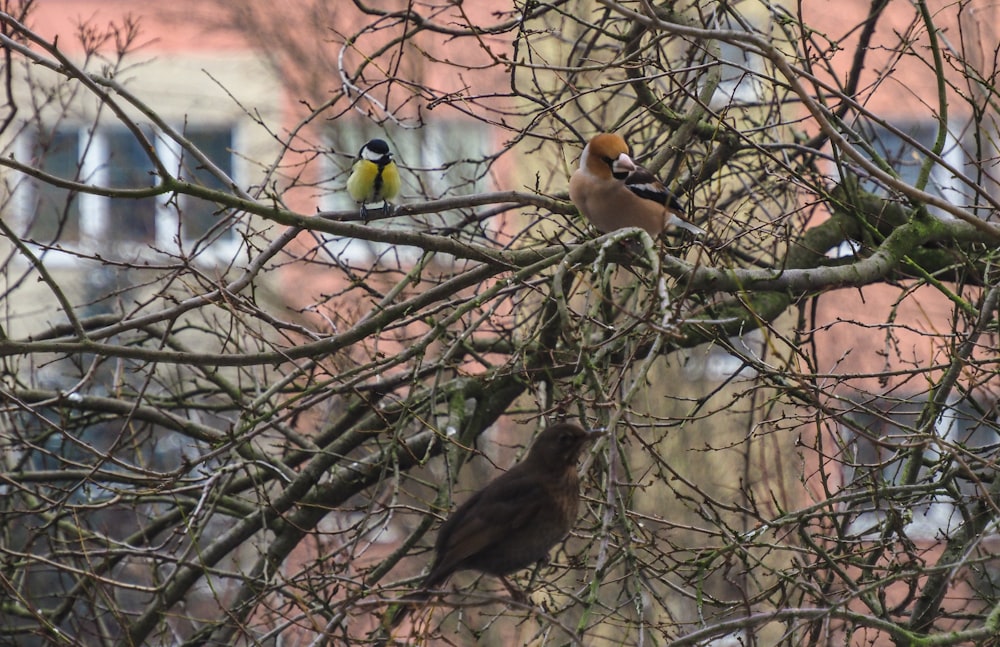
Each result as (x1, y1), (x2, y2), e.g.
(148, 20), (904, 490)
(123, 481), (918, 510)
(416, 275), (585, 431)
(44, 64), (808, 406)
(2, 1), (998, 645)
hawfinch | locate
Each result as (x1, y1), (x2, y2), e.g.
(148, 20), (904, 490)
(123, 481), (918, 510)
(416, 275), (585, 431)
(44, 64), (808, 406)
(569, 133), (703, 237)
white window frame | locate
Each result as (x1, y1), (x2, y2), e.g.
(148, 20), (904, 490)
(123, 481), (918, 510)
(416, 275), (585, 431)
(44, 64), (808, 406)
(841, 398), (999, 539)
(828, 120), (966, 258)
(713, 39), (765, 107)
(13, 122), (243, 267)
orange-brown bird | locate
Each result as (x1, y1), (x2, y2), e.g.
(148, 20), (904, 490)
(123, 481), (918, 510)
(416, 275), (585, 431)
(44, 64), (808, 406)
(569, 133), (704, 237)
(380, 422), (600, 638)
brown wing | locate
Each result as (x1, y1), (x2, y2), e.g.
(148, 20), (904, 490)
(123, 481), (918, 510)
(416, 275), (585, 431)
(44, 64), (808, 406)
(423, 469), (548, 586)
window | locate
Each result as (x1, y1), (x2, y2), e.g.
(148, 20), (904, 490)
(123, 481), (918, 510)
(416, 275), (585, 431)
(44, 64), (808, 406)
(855, 121), (965, 214)
(714, 39), (764, 106)
(681, 329), (764, 381)
(169, 127), (235, 243)
(30, 128), (82, 242)
(828, 121), (967, 258)
(17, 123), (239, 263)
(839, 397), (999, 539)
(703, 12), (766, 108)
(322, 121), (493, 263)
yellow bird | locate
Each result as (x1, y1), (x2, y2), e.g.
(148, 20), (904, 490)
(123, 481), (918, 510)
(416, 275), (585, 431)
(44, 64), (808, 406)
(346, 138), (401, 218)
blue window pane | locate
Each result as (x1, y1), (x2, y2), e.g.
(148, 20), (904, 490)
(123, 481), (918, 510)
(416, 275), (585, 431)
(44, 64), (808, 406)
(178, 127), (233, 241)
(31, 128), (81, 243)
(871, 125), (930, 189)
(104, 128), (158, 243)
(860, 122), (965, 210)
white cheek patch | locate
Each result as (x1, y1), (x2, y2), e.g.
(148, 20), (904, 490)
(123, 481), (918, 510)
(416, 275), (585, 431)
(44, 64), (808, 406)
(362, 148), (385, 162)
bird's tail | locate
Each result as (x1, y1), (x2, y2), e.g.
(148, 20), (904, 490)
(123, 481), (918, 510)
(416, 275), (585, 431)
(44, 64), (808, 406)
(668, 213), (706, 236)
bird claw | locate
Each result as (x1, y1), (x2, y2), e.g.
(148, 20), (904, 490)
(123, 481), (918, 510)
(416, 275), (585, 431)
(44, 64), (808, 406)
(358, 202), (394, 223)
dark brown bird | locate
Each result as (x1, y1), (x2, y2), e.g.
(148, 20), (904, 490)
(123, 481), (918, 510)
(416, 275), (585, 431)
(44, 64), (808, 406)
(378, 422), (600, 639)
(422, 421), (600, 595)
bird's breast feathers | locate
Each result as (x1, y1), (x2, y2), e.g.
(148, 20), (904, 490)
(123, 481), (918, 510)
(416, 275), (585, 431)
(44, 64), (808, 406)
(347, 159), (400, 204)
(379, 160), (401, 198)
(347, 159), (381, 202)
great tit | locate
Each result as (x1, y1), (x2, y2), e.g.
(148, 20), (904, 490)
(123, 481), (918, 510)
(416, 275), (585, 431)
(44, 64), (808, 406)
(346, 138), (401, 219)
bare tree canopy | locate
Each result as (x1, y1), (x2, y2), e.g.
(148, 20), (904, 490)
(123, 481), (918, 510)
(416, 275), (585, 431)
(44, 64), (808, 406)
(0, 0), (999, 645)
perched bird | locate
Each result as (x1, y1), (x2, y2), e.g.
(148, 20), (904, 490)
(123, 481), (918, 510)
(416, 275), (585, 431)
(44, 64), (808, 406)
(346, 138), (401, 218)
(569, 133), (704, 237)
(422, 422), (600, 594)
(380, 422), (600, 636)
